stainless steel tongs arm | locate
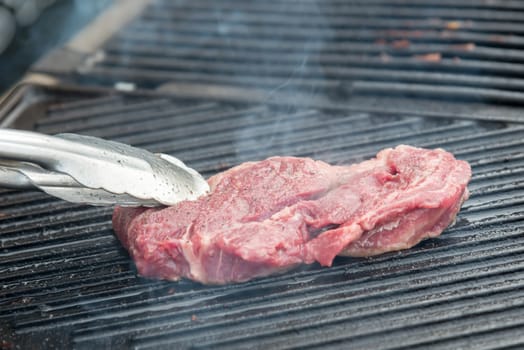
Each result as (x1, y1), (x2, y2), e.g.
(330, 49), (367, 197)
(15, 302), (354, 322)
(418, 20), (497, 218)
(0, 159), (163, 206)
(0, 129), (210, 206)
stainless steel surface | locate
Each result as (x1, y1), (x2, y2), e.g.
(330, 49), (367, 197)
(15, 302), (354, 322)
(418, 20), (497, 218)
(0, 129), (209, 206)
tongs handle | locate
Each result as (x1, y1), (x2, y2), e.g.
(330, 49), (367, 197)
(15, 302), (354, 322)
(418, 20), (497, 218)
(0, 129), (146, 171)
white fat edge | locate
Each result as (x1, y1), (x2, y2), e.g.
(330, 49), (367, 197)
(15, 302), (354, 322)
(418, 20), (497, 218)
(178, 223), (207, 283)
(361, 218), (402, 243)
(378, 219), (402, 231)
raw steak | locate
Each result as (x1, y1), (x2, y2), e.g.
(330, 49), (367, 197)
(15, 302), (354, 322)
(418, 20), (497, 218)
(112, 145), (471, 284)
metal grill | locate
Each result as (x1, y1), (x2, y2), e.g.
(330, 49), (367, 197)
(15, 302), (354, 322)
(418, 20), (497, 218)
(1, 88), (523, 349)
(35, 0), (524, 110)
(3, 0), (524, 348)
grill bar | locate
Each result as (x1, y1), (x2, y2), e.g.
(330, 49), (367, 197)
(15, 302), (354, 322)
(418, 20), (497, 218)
(104, 43), (524, 78)
(125, 22), (524, 49)
(106, 32), (524, 63)
(150, 1), (524, 22)
(138, 11), (524, 35)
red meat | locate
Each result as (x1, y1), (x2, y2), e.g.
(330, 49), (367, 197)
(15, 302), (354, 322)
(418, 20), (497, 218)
(112, 145), (471, 284)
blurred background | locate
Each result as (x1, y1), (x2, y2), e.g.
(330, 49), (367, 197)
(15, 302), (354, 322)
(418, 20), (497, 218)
(0, 0), (110, 93)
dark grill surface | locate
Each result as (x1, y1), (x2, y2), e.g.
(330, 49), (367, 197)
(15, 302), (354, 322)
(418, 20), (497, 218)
(5, 0), (524, 348)
(1, 91), (524, 349)
(56, 0), (524, 109)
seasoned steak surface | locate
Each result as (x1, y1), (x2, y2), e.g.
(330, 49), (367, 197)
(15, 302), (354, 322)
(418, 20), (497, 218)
(112, 145), (471, 284)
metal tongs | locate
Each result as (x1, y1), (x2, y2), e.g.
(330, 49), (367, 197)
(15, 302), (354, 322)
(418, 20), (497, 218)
(0, 129), (210, 206)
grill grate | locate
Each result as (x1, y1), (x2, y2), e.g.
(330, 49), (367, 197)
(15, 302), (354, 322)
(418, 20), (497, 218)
(36, 0), (524, 114)
(0, 90), (523, 349)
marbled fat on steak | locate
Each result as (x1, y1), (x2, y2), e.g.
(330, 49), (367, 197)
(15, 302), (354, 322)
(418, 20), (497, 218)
(112, 145), (471, 284)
